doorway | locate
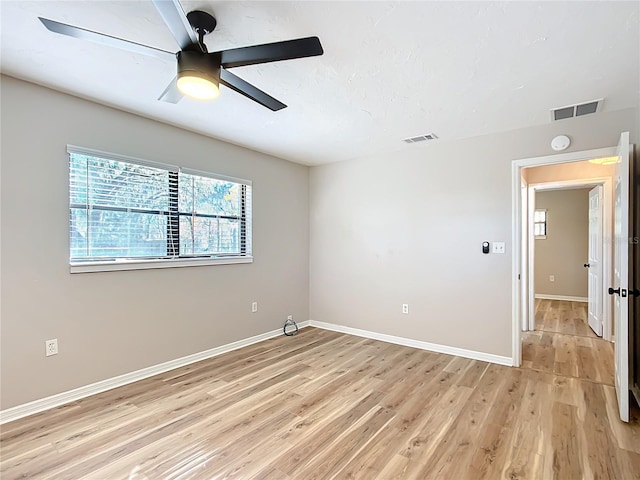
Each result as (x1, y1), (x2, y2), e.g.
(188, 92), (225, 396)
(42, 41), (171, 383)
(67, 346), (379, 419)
(511, 145), (619, 366)
(511, 134), (633, 422)
(521, 173), (614, 384)
(526, 180), (612, 339)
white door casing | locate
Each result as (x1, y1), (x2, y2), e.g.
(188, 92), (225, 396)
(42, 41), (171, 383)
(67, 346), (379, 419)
(613, 131), (630, 423)
(521, 174), (529, 331)
(512, 145), (619, 369)
(587, 186), (604, 336)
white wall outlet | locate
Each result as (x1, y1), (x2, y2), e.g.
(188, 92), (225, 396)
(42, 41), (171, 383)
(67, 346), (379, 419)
(45, 339), (58, 357)
(549, 275), (555, 282)
(287, 315), (293, 321)
(492, 242), (506, 254)
(251, 302), (258, 313)
(402, 304), (409, 314)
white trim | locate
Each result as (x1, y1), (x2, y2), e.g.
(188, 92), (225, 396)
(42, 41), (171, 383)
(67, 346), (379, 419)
(534, 294), (588, 302)
(512, 146), (617, 367)
(520, 172), (528, 333)
(513, 146), (616, 168)
(512, 161), (523, 366)
(309, 320), (513, 366)
(527, 186), (536, 332)
(70, 256), (253, 274)
(0, 322), (309, 425)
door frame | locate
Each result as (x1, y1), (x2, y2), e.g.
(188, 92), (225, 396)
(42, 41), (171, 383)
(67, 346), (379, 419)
(525, 178), (612, 339)
(511, 146), (616, 366)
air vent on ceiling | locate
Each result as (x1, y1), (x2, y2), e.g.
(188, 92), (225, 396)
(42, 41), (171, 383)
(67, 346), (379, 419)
(550, 98), (603, 121)
(403, 133), (439, 144)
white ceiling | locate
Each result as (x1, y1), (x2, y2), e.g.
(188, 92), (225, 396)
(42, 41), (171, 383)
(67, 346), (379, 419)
(1, 1), (639, 166)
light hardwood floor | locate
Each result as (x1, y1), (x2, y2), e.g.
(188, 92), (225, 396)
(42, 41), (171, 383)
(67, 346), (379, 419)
(533, 299), (597, 338)
(2, 326), (639, 479)
(522, 299), (615, 385)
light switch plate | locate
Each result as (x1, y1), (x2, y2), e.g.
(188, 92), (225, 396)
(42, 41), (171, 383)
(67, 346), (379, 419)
(492, 242), (506, 254)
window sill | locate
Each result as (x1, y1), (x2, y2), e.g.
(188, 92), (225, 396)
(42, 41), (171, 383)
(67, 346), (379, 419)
(70, 256), (253, 274)
(535, 235), (547, 240)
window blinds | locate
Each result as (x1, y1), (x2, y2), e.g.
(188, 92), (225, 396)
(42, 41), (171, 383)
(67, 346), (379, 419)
(68, 146), (252, 263)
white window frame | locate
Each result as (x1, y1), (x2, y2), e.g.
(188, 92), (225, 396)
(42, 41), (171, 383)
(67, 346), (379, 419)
(534, 208), (547, 239)
(68, 145), (253, 273)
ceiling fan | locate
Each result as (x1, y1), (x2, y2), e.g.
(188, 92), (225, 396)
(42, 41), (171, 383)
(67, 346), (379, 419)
(38, 0), (324, 111)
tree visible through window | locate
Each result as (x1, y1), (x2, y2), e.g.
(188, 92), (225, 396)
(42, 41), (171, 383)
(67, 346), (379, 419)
(69, 148), (251, 263)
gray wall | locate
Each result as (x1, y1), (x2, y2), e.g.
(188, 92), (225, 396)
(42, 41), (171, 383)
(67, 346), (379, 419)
(2, 73), (638, 410)
(0, 76), (310, 409)
(309, 108), (637, 358)
(534, 189), (590, 298)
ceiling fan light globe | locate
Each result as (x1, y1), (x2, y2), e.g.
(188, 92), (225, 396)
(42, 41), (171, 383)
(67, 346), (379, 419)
(177, 75), (220, 100)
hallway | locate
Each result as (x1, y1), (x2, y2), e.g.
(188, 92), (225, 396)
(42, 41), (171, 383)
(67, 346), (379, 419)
(522, 299), (615, 385)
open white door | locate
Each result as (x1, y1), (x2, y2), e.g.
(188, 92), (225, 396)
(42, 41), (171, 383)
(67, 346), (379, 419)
(587, 186), (604, 336)
(612, 131), (630, 422)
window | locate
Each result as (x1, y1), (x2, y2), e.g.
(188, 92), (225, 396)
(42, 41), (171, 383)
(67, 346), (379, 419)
(534, 208), (547, 239)
(68, 146), (252, 272)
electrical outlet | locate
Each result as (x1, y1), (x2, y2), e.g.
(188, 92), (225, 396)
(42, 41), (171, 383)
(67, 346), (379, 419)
(251, 301), (258, 313)
(549, 275), (555, 282)
(287, 315), (293, 321)
(45, 339), (58, 357)
(402, 304), (409, 314)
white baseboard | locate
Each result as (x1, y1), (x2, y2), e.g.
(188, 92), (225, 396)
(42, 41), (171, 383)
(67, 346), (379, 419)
(534, 294), (588, 302)
(308, 320), (513, 367)
(1, 318), (515, 424)
(0, 322), (308, 425)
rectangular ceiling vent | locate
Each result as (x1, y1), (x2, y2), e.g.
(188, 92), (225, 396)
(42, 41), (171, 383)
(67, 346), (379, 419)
(550, 98), (603, 121)
(403, 133), (439, 144)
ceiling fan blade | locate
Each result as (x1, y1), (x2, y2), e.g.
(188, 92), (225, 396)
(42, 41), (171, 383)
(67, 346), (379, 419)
(38, 17), (175, 62)
(219, 37), (323, 69)
(151, 0), (202, 52)
(220, 69), (286, 111)
(158, 76), (184, 103)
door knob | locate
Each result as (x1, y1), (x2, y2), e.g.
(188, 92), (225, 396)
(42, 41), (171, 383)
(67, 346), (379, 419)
(608, 287), (621, 296)
(583, 263), (590, 268)
(630, 288), (640, 297)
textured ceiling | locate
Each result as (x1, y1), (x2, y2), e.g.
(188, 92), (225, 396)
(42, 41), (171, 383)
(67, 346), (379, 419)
(1, 1), (639, 165)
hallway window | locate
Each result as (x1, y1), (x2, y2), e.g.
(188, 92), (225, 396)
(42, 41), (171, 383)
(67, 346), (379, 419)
(534, 208), (547, 239)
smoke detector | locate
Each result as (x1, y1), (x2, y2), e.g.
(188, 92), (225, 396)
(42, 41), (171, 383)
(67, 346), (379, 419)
(551, 135), (571, 151)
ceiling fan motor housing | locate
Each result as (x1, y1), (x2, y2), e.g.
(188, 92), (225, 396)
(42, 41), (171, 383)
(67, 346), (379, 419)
(177, 50), (221, 84)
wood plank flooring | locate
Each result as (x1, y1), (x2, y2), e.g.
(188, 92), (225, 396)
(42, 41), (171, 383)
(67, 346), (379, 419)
(522, 299), (615, 385)
(533, 299), (597, 338)
(2, 325), (639, 479)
